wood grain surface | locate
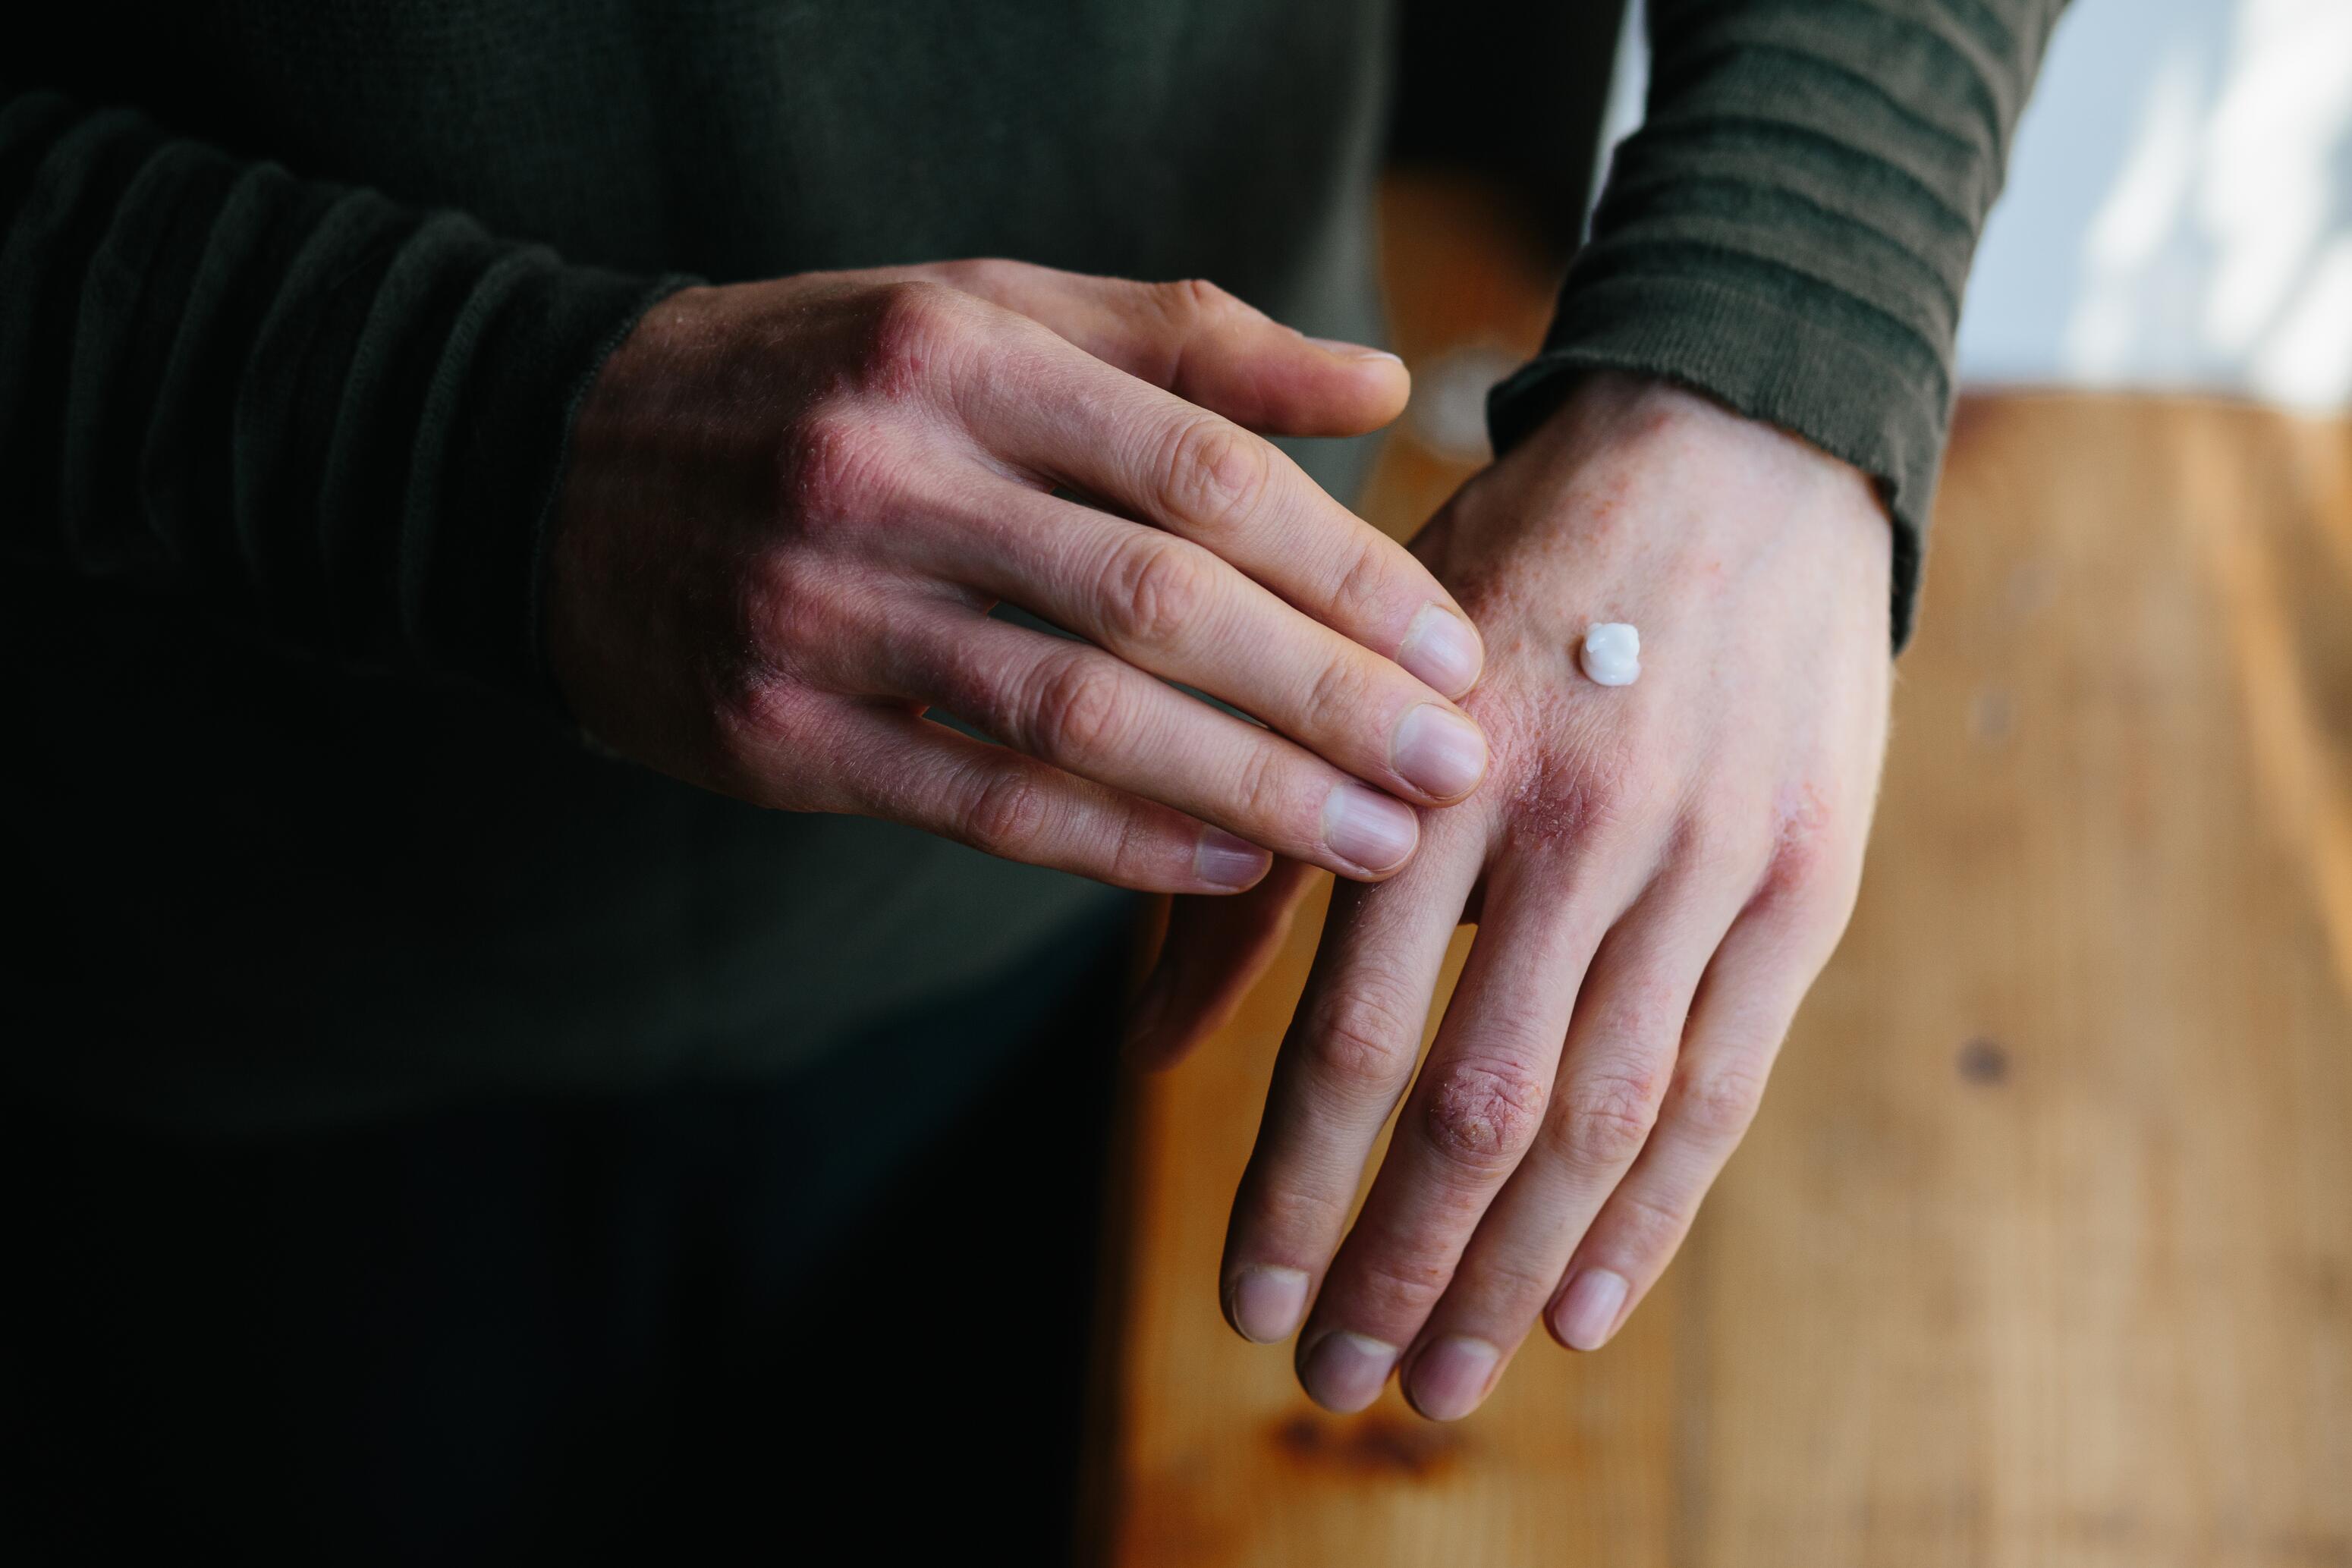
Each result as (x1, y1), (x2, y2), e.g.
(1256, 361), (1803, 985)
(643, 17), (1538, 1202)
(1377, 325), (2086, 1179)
(1085, 176), (2352, 1566)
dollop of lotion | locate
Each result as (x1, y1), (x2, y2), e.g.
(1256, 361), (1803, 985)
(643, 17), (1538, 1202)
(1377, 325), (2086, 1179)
(1580, 623), (1640, 687)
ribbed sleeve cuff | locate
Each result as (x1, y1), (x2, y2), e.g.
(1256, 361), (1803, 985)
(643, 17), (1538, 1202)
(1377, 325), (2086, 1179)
(422, 261), (692, 705)
(1487, 266), (1938, 649)
(0, 89), (698, 711)
(1489, 1), (2072, 653)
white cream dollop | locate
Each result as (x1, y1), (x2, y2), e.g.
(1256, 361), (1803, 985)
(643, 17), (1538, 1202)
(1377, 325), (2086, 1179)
(1580, 623), (1640, 687)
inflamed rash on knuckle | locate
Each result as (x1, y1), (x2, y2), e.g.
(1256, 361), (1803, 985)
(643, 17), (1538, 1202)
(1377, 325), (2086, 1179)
(1754, 776), (1850, 918)
(707, 674), (839, 809)
(1421, 1057), (1549, 1173)
(735, 547), (840, 676)
(856, 278), (970, 401)
(773, 406), (907, 546)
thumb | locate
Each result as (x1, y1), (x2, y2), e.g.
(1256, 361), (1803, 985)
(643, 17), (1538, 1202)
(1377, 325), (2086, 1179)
(912, 259), (1409, 438)
(1124, 859), (1321, 1072)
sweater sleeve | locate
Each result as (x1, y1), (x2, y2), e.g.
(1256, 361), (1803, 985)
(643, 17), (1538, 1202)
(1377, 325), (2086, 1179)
(1485, 0), (2070, 647)
(0, 88), (687, 702)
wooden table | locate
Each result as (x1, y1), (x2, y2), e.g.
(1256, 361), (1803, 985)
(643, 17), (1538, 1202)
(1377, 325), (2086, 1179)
(1084, 177), (2352, 1566)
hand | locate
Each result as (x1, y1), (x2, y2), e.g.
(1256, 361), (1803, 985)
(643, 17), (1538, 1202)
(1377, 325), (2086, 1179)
(546, 261), (1492, 890)
(1137, 372), (1891, 1416)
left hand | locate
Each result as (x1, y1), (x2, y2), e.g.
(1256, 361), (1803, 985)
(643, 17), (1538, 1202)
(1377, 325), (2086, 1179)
(1127, 371), (1892, 1419)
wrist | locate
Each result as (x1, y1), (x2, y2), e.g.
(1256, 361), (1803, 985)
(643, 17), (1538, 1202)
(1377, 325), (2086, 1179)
(1526, 370), (1892, 589)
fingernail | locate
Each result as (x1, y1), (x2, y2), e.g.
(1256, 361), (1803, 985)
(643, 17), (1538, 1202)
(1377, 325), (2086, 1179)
(1554, 1268), (1630, 1352)
(1304, 335), (1404, 365)
(1398, 604), (1483, 697)
(1228, 1266), (1310, 1343)
(1407, 1336), (1501, 1421)
(1194, 827), (1272, 891)
(1391, 704), (1487, 802)
(1299, 1331), (1398, 1412)
(1320, 784), (1417, 875)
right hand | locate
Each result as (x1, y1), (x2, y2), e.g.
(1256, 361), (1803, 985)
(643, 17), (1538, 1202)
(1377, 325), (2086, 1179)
(546, 260), (1490, 892)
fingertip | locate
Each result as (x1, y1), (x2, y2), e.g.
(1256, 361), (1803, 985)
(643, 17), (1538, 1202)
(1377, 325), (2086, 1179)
(1194, 826), (1274, 892)
(1301, 335), (1402, 367)
(1297, 1330), (1399, 1413)
(1244, 335), (1406, 438)
(1320, 783), (1420, 880)
(1322, 341), (1411, 432)
(1398, 603), (1486, 699)
(1550, 1267), (1630, 1353)
(1401, 1335), (1501, 1422)
(1225, 1265), (1311, 1344)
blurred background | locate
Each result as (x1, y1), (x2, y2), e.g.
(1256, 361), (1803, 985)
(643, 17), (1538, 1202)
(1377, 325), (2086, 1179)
(1087, 2), (2352, 1563)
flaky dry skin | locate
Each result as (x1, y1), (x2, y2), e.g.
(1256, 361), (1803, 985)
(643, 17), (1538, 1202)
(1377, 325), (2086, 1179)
(1143, 371), (1893, 1420)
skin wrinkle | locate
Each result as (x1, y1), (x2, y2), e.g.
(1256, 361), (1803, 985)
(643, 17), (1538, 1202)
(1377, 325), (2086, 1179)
(1424, 1064), (1547, 1164)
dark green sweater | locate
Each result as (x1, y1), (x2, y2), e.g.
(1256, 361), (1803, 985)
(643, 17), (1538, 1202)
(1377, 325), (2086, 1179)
(1, 1), (2063, 1125)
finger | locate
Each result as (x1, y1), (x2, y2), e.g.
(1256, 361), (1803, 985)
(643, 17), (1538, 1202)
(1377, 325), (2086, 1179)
(1218, 809), (1486, 1351)
(1542, 888), (1844, 1356)
(1288, 856), (1627, 1415)
(1124, 859), (1319, 1072)
(819, 700), (1272, 894)
(913, 485), (1488, 805)
(876, 605), (1425, 880)
(1393, 866), (1750, 1420)
(958, 322), (1485, 700)
(910, 259), (1409, 437)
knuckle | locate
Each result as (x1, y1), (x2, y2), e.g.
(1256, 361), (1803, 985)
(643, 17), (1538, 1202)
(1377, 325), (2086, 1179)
(1101, 803), (1178, 887)
(710, 671), (821, 771)
(1470, 1252), (1569, 1311)
(960, 763), (1051, 856)
(1760, 825), (1838, 910)
(1551, 1061), (1668, 1168)
(1605, 1182), (1698, 1262)
(1671, 809), (1767, 886)
(1298, 983), (1424, 1105)
(1231, 742), (1297, 827)
(1495, 724), (1665, 859)
(1758, 778), (1857, 911)
(1149, 276), (1233, 328)
(866, 278), (965, 366)
(1302, 651), (1375, 736)
(1102, 535), (1218, 648)
(1025, 654), (1133, 761)
(939, 256), (1022, 297)
(1670, 1057), (1771, 1142)
(1158, 413), (1269, 533)
(1420, 1057), (1549, 1171)
(1244, 1174), (1348, 1246)
(1341, 1247), (1451, 1325)
(776, 407), (898, 531)
(1327, 536), (1397, 630)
